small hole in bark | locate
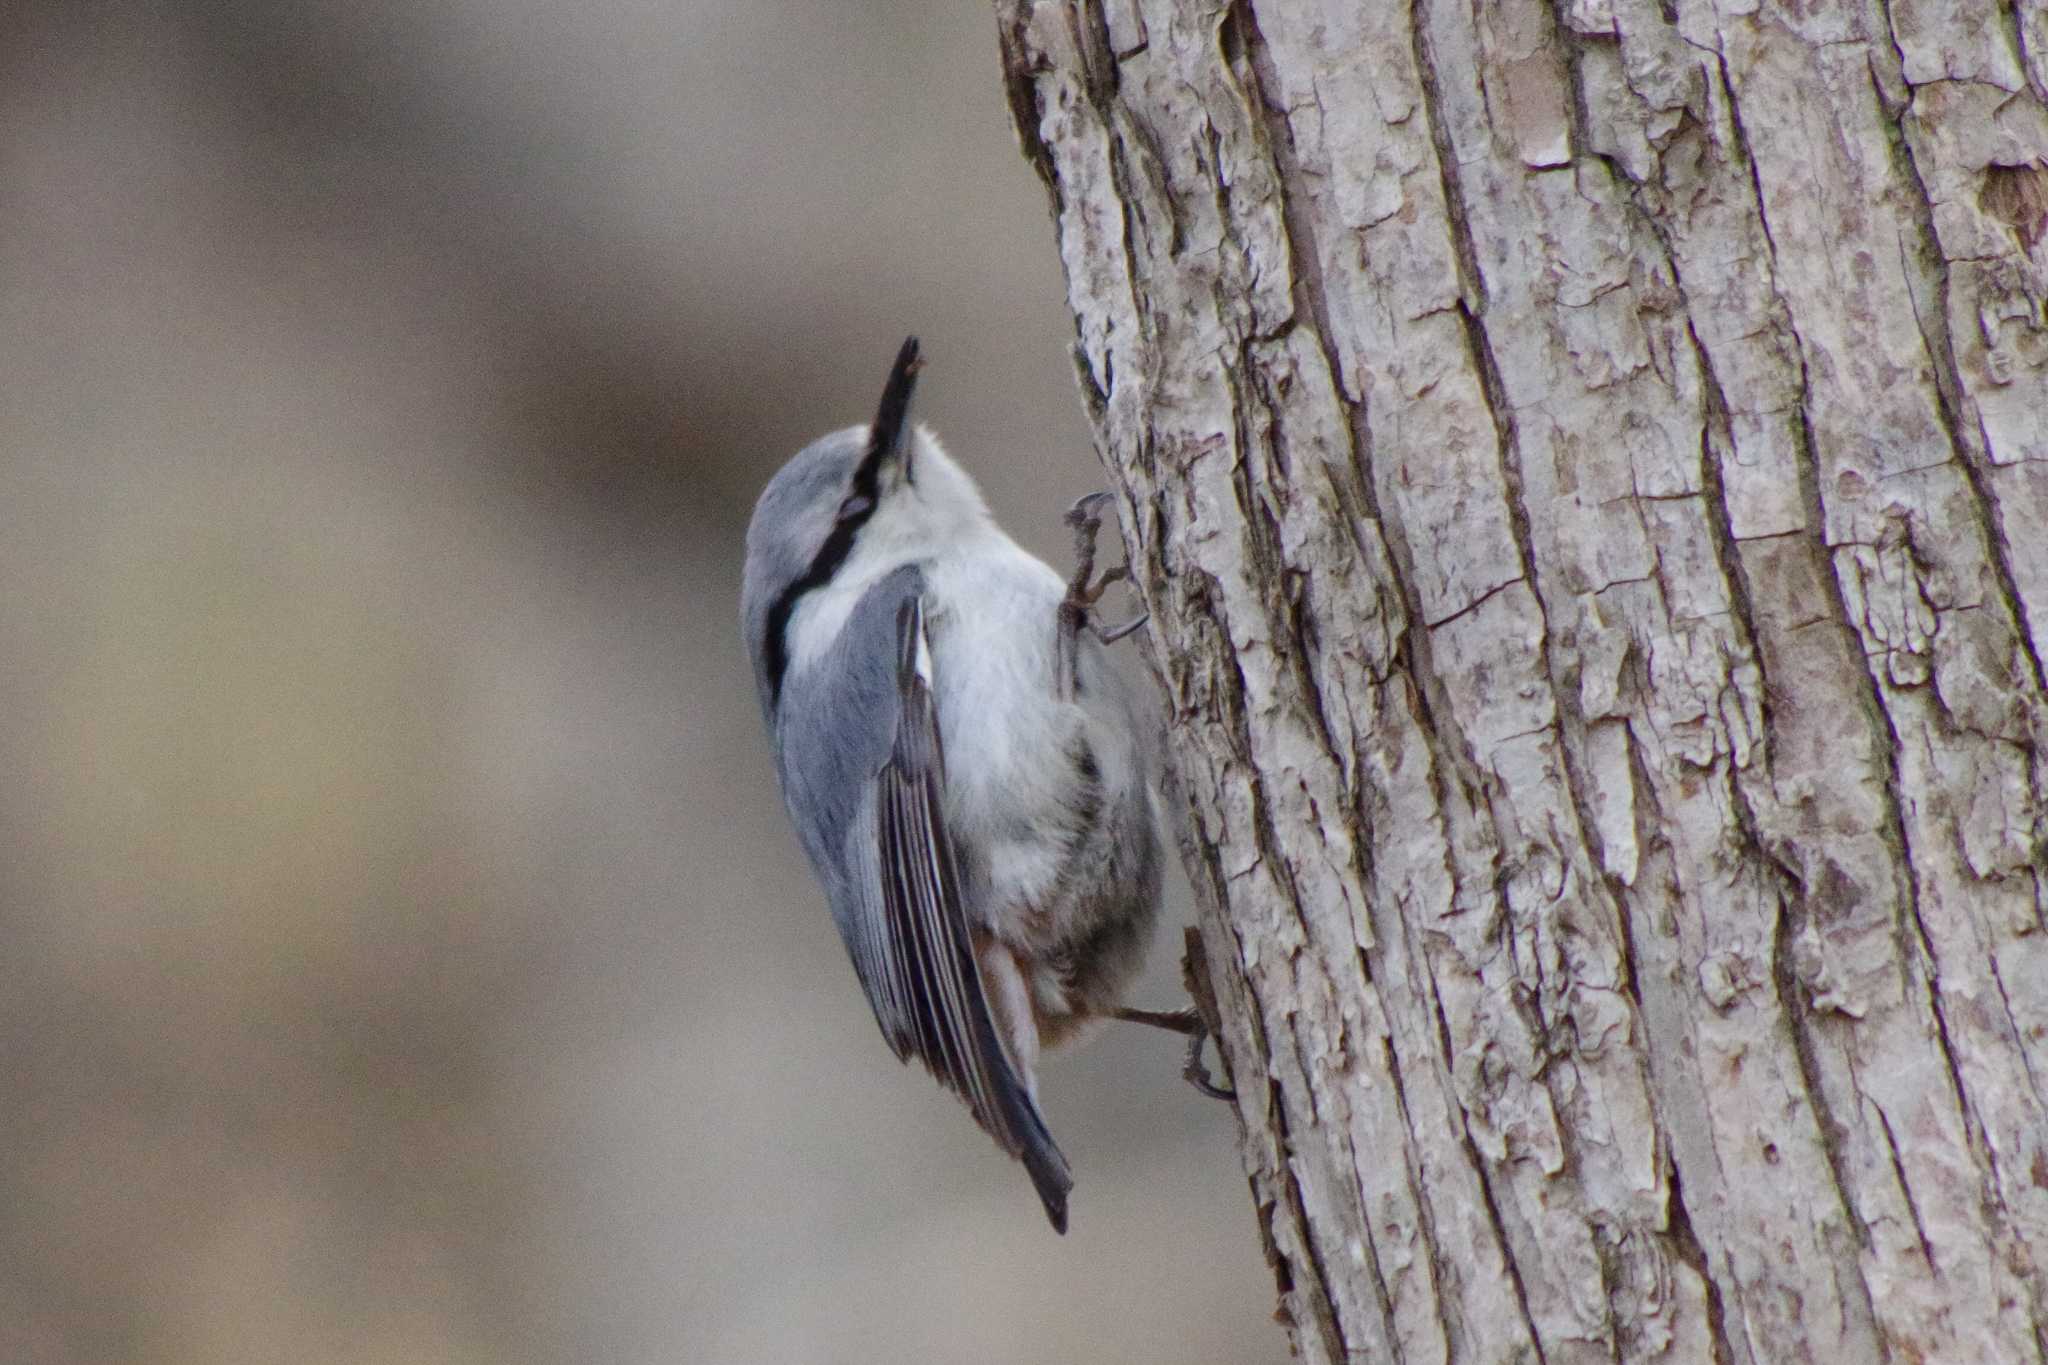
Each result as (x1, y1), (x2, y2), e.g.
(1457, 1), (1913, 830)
(1218, 1), (1247, 66)
(1763, 1141), (1781, 1165)
(1980, 164), (2048, 254)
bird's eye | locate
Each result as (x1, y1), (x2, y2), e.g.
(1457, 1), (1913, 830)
(837, 493), (874, 522)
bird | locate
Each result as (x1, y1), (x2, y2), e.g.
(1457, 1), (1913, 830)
(738, 336), (1180, 1231)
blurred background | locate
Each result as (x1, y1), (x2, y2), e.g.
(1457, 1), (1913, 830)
(0, 2), (1283, 1361)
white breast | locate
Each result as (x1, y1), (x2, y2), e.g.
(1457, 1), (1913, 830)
(925, 540), (1103, 939)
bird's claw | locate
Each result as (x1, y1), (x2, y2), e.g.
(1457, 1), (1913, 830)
(1183, 1029), (1235, 1102)
(1058, 492), (1145, 694)
(1065, 489), (1116, 531)
(1094, 609), (1148, 644)
(1108, 1005), (1236, 1102)
(1062, 491), (1118, 605)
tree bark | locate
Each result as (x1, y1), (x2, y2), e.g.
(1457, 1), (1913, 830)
(996, 2), (2048, 1361)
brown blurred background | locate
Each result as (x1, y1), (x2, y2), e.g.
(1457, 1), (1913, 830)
(0, 3), (1282, 1361)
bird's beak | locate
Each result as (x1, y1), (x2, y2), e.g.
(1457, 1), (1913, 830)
(860, 335), (923, 488)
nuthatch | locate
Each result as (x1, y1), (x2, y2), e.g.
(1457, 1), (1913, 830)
(740, 338), (1203, 1231)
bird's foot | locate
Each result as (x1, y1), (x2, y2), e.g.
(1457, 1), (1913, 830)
(1108, 1005), (1236, 1102)
(1057, 493), (1146, 698)
(1064, 493), (1142, 623)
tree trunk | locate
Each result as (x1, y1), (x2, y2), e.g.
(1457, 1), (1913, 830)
(996, 2), (2048, 1361)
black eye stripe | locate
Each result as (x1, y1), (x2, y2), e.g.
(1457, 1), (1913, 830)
(762, 337), (923, 714)
(761, 496), (876, 714)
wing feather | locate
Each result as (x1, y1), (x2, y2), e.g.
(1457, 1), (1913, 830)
(862, 597), (1072, 1230)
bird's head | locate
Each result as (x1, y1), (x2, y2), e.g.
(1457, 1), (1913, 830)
(740, 337), (991, 718)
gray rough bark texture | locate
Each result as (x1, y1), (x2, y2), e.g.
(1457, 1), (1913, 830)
(996, 1), (2048, 1361)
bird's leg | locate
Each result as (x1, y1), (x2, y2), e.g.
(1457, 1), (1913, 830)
(1066, 493), (1146, 638)
(1108, 1005), (1236, 1102)
(1058, 493), (1148, 699)
(1109, 1005), (1201, 1033)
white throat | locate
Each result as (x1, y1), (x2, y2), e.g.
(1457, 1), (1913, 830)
(783, 430), (1005, 675)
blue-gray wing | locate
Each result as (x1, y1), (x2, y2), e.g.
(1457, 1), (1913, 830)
(777, 573), (1071, 1230)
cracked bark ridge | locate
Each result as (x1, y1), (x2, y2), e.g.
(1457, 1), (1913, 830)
(996, 1), (2048, 1361)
